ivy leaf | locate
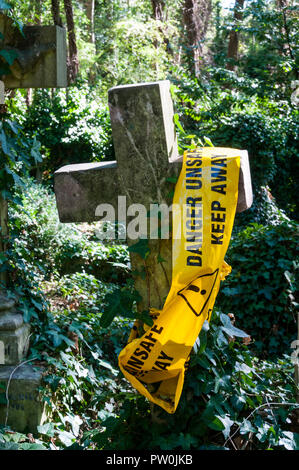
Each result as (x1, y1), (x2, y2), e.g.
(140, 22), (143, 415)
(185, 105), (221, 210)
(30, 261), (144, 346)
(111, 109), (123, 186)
(157, 254), (166, 263)
(100, 296), (120, 328)
(239, 419), (256, 435)
(22, 304), (34, 323)
(0, 442), (19, 450)
(0, 49), (18, 66)
(217, 415), (234, 439)
(37, 422), (55, 437)
(138, 310), (154, 327)
(64, 415), (83, 437)
(166, 189), (175, 199)
(128, 238), (150, 260)
(204, 136), (214, 147)
(258, 286), (273, 300)
(235, 361), (253, 374)
(98, 359), (118, 376)
(278, 432), (299, 450)
(19, 443), (47, 450)
(216, 327), (228, 347)
(220, 313), (249, 338)
(166, 176), (178, 184)
(13, 18), (24, 36)
(173, 113), (185, 134)
(207, 416), (225, 432)
(231, 394), (246, 411)
(0, 64), (10, 76)
(30, 138), (42, 163)
(0, 391), (7, 405)
(6, 120), (20, 134)
(31, 298), (44, 311)
(177, 432), (198, 449)
(100, 287), (139, 328)
(0, 1), (12, 9)
(1, 130), (10, 155)
(56, 430), (76, 447)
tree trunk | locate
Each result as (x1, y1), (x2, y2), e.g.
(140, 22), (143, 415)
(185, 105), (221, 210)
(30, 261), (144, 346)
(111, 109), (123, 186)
(79, 0), (96, 80)
(151, 0), (165, 21)
(0, 195), (8, 286)
(226, 0), (244, 71)
(277, 0), (296, 61)
(51, 0), (63, 27)
(182, 0), (212, 76)
(150, 0), (173, 75)
(63, 0), (79, 83)
(84, 0), (95, 45)
(34, 0), (42, 24)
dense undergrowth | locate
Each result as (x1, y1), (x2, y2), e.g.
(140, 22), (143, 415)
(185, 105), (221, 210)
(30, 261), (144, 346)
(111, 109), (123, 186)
(0, 178), (298, 450)
(0, 3), (298, 446)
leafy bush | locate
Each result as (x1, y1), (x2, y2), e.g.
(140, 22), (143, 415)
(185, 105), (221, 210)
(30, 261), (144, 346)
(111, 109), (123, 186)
(173, 68), (299, 220)
(234, 186), (292, 230)
(87, 312), (298, 450)
(22, 82), (114, 178)
(217, 221), (299, 357)
(0, 118), (42, 203)
(3, 179), (130, 353)
(8, 179), (129, 284)
(0, 179), (297, 451)
(1, 299), (298, 450)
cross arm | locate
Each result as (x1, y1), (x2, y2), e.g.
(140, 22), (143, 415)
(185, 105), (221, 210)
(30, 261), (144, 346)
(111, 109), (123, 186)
(171, 150), (253, 213)
(54, 149), (252, 224)
(54, 161), (118, 223)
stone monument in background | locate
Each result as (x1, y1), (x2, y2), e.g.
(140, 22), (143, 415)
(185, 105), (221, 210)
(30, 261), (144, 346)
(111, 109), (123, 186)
(0, 13), (67, 433)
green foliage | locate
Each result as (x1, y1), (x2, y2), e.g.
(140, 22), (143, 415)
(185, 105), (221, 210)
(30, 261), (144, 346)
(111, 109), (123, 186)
(22, 83), (113, 178)
(0, 176), (297, 451)
(241, 0), (298, 90)
(99, 281), (142, 328)
(96, 17), (170, 85)
(8, 179), (129, 283)
(211, 0), (298, 93)
(0, 1), (12, 10)
(4, 179), (130, 351)
(85, 312), (299, 451)
(217, 221), (299, 357)
(0, 120), (42, 202)
(94, 1), (179, 90)
(1, 291), (297, 450)
(128, 238), (150, 260)
(173, 67), (299, 219)
(0, 0), (298, 453)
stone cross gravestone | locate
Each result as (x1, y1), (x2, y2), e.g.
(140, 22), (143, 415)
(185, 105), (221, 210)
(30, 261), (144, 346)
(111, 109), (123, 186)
(0, 14), (68, 432)
(54, 80), (253, 314)
(0, 14), (67, 89)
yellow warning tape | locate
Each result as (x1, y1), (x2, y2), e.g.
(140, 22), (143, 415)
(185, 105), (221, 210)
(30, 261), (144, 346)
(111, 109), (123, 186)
(118, 147), (240, 413)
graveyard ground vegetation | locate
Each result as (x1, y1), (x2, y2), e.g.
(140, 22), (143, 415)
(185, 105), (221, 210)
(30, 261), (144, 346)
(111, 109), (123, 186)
(0, 0), (298, 451)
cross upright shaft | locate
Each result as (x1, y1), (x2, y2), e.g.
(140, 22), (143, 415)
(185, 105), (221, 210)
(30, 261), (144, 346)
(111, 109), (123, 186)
(108, 81), (179, 207)
(54, 80), (253, 311)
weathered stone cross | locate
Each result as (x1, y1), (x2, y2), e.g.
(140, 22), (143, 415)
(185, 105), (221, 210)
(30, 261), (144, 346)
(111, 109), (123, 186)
(0, 14), (67, 432)
(0, 13), (67, 92)
(54, 80), (253, 313)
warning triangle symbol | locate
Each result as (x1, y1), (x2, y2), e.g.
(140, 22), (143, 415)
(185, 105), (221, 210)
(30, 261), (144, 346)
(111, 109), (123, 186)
(177, 269), (219, 317)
